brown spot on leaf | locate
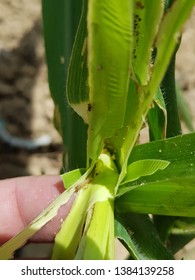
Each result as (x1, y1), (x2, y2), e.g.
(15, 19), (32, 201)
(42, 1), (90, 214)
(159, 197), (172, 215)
(136, 1), (144, 10)
(88, 103), (92, 112)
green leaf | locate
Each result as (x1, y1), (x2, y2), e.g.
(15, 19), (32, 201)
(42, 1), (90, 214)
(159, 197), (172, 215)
(155, 17), (181, 230)
(108, 2), (164, 180)
(132, 0), (164, 85)
(61, 168), (86, 189)
(171, 218), (195, 235)
(116, 1), (194, 184)
(115, 213), (174, 260)
(149, 0), (195, 96)
(83, 199), (115, 260)
(116, 133), (195, 217)
(116, 177), (195, 217)
(52, 185), (92, 260)
(161, 52), (182, 138)
(176, 83), (194, 132)
(121, 159), (170, 185)
(87, 0), (133, 164)
(169, 235), (195, 255)
(53, 151), (119, 260)
(148, 87), (167, 141)
(129, 133), (195, 183)
(78, 151), (119, 260)
(67, 0), (89, 123)
(42, 0), (87, 170)
(115, 219), (135, 258)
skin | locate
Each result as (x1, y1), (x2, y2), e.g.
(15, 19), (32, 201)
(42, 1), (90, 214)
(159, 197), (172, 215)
(0, 176), (73, 246)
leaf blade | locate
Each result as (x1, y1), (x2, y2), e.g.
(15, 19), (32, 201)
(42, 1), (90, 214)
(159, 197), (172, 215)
(121, 159), (170, 184)
(116, 177), (195, 217)
(87, 0), (133, 163)
(115, 213), (174, 260)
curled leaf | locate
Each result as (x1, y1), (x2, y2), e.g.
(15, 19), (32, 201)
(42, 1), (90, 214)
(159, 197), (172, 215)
(121, 159), (170, 185)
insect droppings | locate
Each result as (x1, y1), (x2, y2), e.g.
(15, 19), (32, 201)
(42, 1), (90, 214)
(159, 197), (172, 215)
(88, 103), (92, 112)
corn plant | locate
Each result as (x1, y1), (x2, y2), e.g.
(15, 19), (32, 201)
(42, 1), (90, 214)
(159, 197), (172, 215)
(0, 0), (195, 260)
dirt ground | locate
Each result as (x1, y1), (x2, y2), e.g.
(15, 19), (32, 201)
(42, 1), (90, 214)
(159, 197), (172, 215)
(0, 1), (194, 259)
(0, 0), (63, 178)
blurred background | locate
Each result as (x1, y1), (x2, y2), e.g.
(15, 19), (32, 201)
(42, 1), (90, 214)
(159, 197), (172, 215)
(0, 0), (194, 259)
(0, 0), (63, 178)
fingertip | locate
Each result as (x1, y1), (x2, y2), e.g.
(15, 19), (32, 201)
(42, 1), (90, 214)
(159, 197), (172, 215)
(0, 175), (71, 244)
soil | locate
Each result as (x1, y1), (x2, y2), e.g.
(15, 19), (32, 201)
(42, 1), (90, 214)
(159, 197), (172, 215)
(0, 1), (194, 259)
(0, 0), (63, 178)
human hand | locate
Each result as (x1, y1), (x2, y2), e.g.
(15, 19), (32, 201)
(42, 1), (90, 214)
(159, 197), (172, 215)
(0, 175), (72, 246)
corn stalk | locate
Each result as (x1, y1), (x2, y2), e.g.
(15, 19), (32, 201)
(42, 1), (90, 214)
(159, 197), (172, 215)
(1, 0), (195, 260)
